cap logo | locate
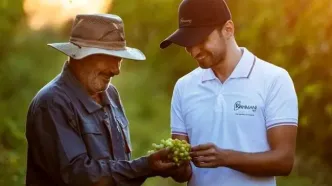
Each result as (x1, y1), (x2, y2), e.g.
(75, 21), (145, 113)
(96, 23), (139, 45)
(180, 17), (192, 26)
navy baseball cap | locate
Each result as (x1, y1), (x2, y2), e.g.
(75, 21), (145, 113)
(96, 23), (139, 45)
(160, 0), (232, 49)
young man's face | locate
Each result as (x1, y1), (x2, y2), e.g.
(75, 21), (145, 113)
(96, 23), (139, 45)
(185, 22), (232, 69)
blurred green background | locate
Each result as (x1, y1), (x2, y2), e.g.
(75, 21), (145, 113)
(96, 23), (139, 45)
(1, 0), (332, 185)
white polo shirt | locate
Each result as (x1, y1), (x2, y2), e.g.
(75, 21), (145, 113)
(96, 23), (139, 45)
(170, 47), (298, 186)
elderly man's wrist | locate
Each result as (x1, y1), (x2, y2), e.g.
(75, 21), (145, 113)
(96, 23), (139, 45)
(170, 163), (192, 182)
(133, 156), (156, 177)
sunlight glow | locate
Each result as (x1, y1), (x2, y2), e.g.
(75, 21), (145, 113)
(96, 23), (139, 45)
(24, 0), (113, 30)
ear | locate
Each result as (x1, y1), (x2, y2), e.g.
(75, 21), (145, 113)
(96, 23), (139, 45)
(222, 20), (234, 40)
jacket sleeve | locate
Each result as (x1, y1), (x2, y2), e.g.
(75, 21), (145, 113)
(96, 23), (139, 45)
(26, 96), (153, 186)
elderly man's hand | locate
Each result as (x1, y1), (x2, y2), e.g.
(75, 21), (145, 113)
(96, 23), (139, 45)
(147, 148), (192, 179)
(147, 148), (176, 172)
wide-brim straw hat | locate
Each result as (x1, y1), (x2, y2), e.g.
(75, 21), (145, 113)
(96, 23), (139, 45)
(47, 14), (146, 61)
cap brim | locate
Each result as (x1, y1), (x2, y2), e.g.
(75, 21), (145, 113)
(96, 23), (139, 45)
(47, 42), (146, 61)
(160, 26), (216, 49)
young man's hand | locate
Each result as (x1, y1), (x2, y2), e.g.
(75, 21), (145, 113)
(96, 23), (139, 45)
(190, 143), (227, 168)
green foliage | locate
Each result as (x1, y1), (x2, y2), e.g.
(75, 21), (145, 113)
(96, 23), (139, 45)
(1, 0), (332, 185)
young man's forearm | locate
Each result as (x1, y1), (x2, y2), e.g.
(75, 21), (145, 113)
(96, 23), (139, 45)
(224, 149), (294, 177)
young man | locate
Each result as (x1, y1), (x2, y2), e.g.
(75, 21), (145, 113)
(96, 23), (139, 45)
(160, 0), (298, 185)
(25, 14), (178, 186)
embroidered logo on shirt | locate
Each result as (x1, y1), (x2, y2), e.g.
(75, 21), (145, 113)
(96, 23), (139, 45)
(234, 101), (257, 116)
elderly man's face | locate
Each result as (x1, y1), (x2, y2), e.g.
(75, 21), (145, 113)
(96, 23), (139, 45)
(76, 54), (122, 94)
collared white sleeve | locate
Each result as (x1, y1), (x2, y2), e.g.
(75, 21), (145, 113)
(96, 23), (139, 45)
(265, 69), (298, 130)
(170, 81), (188, 136)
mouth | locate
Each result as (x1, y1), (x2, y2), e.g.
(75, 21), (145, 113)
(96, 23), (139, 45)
(195, 54), (206, 61)
(100, 73), (113, 81)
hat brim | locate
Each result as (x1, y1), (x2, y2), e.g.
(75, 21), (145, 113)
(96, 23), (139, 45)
(160, 26), (216, 49)
(47, 42), (146, 61)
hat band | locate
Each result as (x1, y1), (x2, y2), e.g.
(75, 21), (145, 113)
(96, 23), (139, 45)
(70, 37), (126, 50)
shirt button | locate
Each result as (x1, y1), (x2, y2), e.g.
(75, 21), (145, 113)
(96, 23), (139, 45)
(104, 119), (110, 125)
(215, 95), (223, 112)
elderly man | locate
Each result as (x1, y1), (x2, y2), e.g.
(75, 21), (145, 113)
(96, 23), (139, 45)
(25, 14), (176, 186)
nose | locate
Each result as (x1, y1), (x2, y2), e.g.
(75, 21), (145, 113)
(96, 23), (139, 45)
(185, 45), (201, 59)
(111, 59), (122, 76)
(112, 68), (120, 76)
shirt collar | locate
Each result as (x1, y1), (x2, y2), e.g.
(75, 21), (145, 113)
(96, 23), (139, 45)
(201, 47), (256, 82)
(60, 62), (112, 113)
(201, 68), (217, 82)
(229, 47), (256, 79)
